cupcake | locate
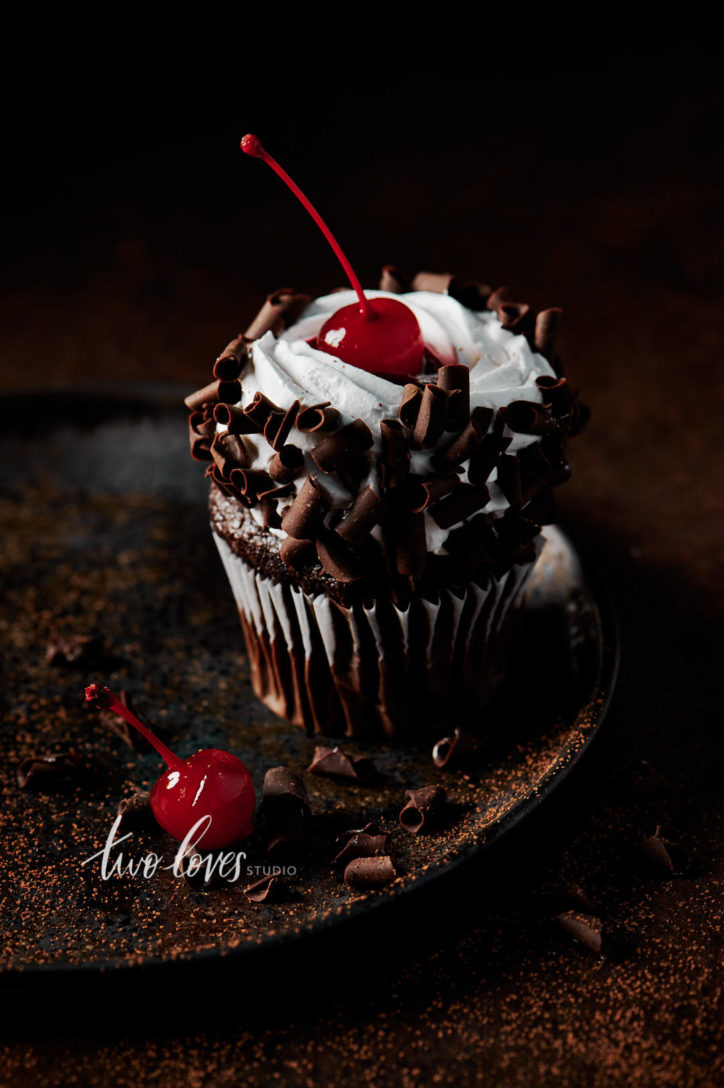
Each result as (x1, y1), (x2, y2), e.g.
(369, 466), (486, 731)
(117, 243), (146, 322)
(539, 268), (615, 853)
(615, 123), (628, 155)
(185, 271), (586, 739)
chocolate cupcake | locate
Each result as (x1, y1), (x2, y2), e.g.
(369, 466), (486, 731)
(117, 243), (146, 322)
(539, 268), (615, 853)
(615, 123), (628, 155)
(186, 274), (586, 738)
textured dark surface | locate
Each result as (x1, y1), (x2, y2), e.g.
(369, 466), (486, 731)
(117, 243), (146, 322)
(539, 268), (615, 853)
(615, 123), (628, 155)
(1, 20), (723, 1087)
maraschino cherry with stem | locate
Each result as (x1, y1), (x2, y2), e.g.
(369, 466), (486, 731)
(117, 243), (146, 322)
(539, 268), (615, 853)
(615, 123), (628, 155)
(85, 684), (255, 850)
(241, 133), (425, 382)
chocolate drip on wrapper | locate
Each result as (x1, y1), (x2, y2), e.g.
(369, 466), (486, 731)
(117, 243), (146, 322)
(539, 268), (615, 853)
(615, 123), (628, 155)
(343, 855), (397, 889)
(399, 785), (447, 833)
(212, 334), (249, 380)
(16, 751), (82, 791)
(259, 765), (310, 857)
(244, 288), (311, 340)
(333, 831), (390, 867)
(308, 745), (375, 781)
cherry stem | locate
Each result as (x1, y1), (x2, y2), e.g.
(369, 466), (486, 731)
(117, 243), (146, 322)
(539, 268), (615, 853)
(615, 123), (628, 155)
(241, 134), (371, 320)
(84, 684), (184, 771)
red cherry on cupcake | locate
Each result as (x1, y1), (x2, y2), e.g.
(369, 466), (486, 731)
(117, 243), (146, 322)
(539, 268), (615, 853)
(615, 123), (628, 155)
(85, 684), (255, 850)
(241, 134), (425, 382)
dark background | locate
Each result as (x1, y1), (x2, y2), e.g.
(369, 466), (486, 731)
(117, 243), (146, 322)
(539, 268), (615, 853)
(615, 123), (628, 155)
(1, 14), (723, 1088)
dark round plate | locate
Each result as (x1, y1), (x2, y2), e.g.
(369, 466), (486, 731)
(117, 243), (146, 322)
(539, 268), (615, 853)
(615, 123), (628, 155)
(0, 386), (618, 994)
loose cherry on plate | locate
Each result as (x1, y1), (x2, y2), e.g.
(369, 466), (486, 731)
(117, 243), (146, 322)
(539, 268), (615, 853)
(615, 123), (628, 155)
(85, 684), (255, 850)
(241, 134), (425, 382)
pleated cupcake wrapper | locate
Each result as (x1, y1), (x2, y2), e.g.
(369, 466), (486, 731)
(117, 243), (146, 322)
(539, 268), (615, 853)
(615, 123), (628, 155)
(214, 534), (539, 739)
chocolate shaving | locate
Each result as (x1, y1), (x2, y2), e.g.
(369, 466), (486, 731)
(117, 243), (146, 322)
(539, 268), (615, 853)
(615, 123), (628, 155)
(243, 391), (279, 431)
(399, 384), (422, 428)
(244, 874), (284, 903)
(411, 271), (455, 293)
(437, 364), (470, 431)
(495, 455), (523, 505)
(316, 532), (363, 583)
(229, 467), (273, 500)
(208, 463), (236, 497)
(379, 419), (410, 490)
(308, 745), (375, 781)
(184, 379), (240, 411)
(260, 766), (310, 858)
(407, 473), (460, 513)
(399, 785), (447, 833)
(497, 300), (531, 333)
(534, 308), (562, 360)
(467, 433), (512, 486)
(212, 334), (249, 380)
(343, 856), (397, 889)
(46, 632), (102, 667)
(395, 511), (427, 575)
(311, 420), (373, 474)
(210, 431), (249, 475)
(437, 406), (493, 469)
(447, 278), (492, 311)
(432, 728), (483, 768)
(335, 822), (380, 844)
(17, 751), (82, 791)
(504, 400), (557, 436)
(638, 826), (690, 875)
(379, 265), (409, 292)
(281, 476), (330, 539)
(188, 412), (214, 461)
(554, 911), (603, 956)
(244, 288), (310, 340)
(269, 444), (305, 484)
(333, 832), (389, 867)
(265, 399), (300, 452)
(213, 403), (260, 435)
(429, 483), (489, 530)
(535, 374), (574, 417)
(116, 789), (153, 829)
(99, 690), (153, 752)
(296, 402), (340, 433)
(279, 536), (315, 569)
(336, 487), (382, 543)
(413, 384), (447, 449)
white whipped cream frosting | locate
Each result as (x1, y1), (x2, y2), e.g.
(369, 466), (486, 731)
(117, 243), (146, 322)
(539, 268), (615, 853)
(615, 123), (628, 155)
(222, 290), (557, 553)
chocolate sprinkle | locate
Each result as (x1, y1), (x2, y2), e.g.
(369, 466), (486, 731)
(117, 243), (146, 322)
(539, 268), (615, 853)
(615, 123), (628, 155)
(399, 785), (447, 834)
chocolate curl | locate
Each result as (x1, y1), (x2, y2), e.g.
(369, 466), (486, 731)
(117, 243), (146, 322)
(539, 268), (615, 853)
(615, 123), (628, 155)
(395, 511), (427, 575)
(210, 431), (249, 475)
(407, 473), (460, 513)
(467, 434), (512, 486)
(316, 531), (363, 583)
(399, 384), (422, 428)
(379, 419), (410, 490)
(535, 375), (575, 418)
(553, 911), (603, 956)
(213, 403), (261, 435)
(308, 745), (375, 781)
(336, 821), (380, 843)
(521, 487), (556, 526)
(343, 856), (397, 889)
(437, 364), (470, 431)
(447, 279), (492, 311)
(534, 308), (562, 360)
(429, 483), (489, 530)
(279, 536), (315, 570)
(487, 287), (532, 334)
(244, 288), (311, 340)
(413, 384), (447, 448)
(213, 334), (249, 380)
(336, 486), (382, 543)
(281, 476), (330, 539)
(208, 464), (236, 497)
(496, 455), (522, 505)
(269, 444), (305, 484)
(16, 752), (82, 790)
(504, 400), (557, 436)
(437, 406), (493, 469)
(116, 789), (153, 829)
(229, 467), (273, 500)
(311, 420), (373, 474)
(188, 411), (215, 462)
(638, 826), (690, 875)
(260, 766), (310, 857)
(399, 785), (447, 834)
(333, 832), (389, 867)
(265, 399), (300, 452)
(184, 379), (240, 411)
(411, 271), (454, 293)
(432, 728), (483, 768)
(244, 874), (284, 903)
(243, 391), (280, 431)
(296, 402), (341, 433)
(261, 495), (281, 529)
(379, 265), (409, 292)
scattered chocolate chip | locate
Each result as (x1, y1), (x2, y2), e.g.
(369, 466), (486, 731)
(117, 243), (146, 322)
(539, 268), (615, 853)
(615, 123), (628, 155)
(16, 751), (82, 791)
(45, 632), (102, 668)
(308, 745), (375, 781)
(553, 910), (603, 956)
(638, 826), (690, 875)
(244, 874), (284, 903)
(399, 785), (447, 834)
(343, 855), (397, 889)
